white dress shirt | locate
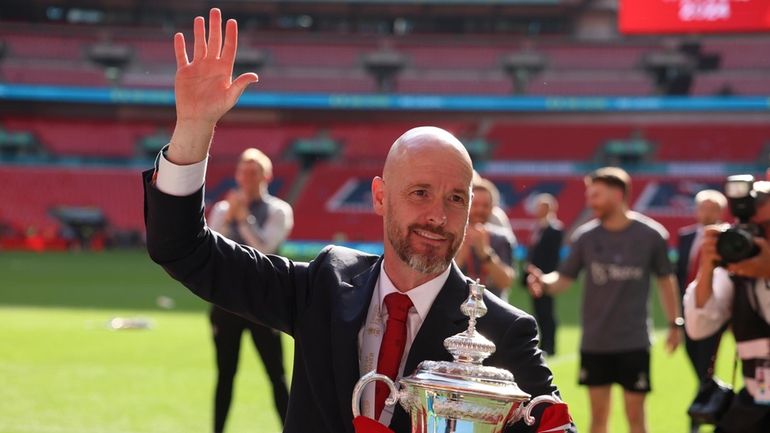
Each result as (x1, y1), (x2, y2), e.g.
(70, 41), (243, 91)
(154, 150), (453, 425)
(357, 262), (450, 426)
(683, 267), (737, 341)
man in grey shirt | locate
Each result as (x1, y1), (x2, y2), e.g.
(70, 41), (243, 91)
(528, 167), (681, 433)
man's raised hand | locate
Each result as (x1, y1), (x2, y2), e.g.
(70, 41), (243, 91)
(168, 8), (258, 165)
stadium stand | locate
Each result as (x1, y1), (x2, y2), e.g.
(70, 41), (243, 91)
(2, 117), (155, 158)
(291, 161), (382, 242)
(331, 121), (476, 161)
(2, 21), (769, 96)
(646, 124), (770, 161)
(488, 123), (635, 161)
(0, 112), (766, 246)
(1, 4), (769, 251)
(0, 165), (143, 233)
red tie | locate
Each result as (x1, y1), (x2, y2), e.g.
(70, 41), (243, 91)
(375, 292), (413, 420)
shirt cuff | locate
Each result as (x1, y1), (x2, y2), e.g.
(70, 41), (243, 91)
(154, 144), (208, 197)
(683, 284), (723, 320)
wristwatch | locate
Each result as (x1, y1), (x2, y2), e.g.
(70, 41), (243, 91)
(669, 317), (685, 329)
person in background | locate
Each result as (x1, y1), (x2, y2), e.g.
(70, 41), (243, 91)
(528, 167), (682, 433)
(206, 148), (293, 433)
(676, 189), (727, 433)
(522, 193), (563, 356)
(472, 170), (516, 244)
(455, 177), (516, 299)
(684, 182), (770, 433)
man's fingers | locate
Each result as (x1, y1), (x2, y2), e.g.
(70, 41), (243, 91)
(529, 283), (543, 299)
(221, 19), (238, 66)
(226, 73), (259, 107)
(526, 274), (543, 298)
(173, 33), (189, 69)
(208, 8), (223, 58)
(193, 16), (207, 61)
(527, 264), (542, 277)
(754, 237), (769, 250)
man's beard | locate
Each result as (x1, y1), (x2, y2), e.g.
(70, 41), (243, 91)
(387, 214), (460, 275)
(593, 204), (613, 221)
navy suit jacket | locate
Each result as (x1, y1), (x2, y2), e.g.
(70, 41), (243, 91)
(522, 221), (564, 286)
(143, 170), (560, 433)
(676, 225), (698, 297)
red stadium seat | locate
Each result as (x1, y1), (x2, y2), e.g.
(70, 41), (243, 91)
(0, 166), (144, 232)
(488, 123), (634, 160)
(291, 161), (382, 241)
(2, 117), (155, 158)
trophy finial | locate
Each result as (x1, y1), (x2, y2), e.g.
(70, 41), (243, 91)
(443, 280), (496, 364)
(461, 278), (488, 334)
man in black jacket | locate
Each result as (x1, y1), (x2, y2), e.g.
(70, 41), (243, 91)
(522, 194), (563, 356)
(144, 9), (573, 433)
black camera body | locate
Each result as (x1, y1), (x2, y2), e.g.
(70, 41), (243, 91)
(716, 175), (765, 264)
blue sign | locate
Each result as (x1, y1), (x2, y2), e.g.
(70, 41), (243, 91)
(1, 84), (768, 112)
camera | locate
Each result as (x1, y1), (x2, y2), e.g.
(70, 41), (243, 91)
(716, 175), (765, 264)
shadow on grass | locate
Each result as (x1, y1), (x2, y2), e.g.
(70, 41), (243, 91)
(1, 250), (209, 312)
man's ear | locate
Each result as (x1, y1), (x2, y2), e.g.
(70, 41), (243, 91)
(372, 176), (385, 216)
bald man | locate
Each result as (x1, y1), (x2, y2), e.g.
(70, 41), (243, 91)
(143, 9), (571, 433)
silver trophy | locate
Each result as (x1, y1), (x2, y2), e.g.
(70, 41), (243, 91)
(352, 281), (562, 433)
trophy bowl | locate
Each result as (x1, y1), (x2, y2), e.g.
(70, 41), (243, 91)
(352, 281), (562, 433)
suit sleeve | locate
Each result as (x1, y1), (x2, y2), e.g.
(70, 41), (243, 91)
(675, 232), (691, 294)
(143, 169), (313, 336)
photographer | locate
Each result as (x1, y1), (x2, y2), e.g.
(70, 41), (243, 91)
(684, 180), (770, 433)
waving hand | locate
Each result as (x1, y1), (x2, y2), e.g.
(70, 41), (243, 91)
(167, 8), (259, 165)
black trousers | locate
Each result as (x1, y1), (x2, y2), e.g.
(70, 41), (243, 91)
(531, 294), (557, 355)
(210, 306), (289, 433)
(685, 326), (724, 383)
(685, 325), (725, 432)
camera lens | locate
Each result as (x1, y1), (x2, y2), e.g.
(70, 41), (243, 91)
(716, 228), (758, 264)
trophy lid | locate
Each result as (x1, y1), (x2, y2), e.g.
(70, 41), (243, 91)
(400, 281), (530, 401)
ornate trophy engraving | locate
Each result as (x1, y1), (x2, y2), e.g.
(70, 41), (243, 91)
(352, 281), (562, 433)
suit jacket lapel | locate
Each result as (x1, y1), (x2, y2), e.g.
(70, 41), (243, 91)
(331, 257), (381, 433)
(390, 264), (470, 432)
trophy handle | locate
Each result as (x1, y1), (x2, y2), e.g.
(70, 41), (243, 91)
(351, 371), (400, 418)
(510, 394), (563, 426)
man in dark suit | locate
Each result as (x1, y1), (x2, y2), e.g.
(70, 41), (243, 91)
(676, 189), (726, 433)
(144, 9), (573, 433)
(522, 194), (563, 356)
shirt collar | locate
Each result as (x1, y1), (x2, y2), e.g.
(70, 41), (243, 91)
(377, 260), (451, 322)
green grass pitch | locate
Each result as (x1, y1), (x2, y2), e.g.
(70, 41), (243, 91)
(1, 250), (739, 433)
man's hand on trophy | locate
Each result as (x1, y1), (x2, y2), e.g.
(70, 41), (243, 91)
(168, 8), (259, 165)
